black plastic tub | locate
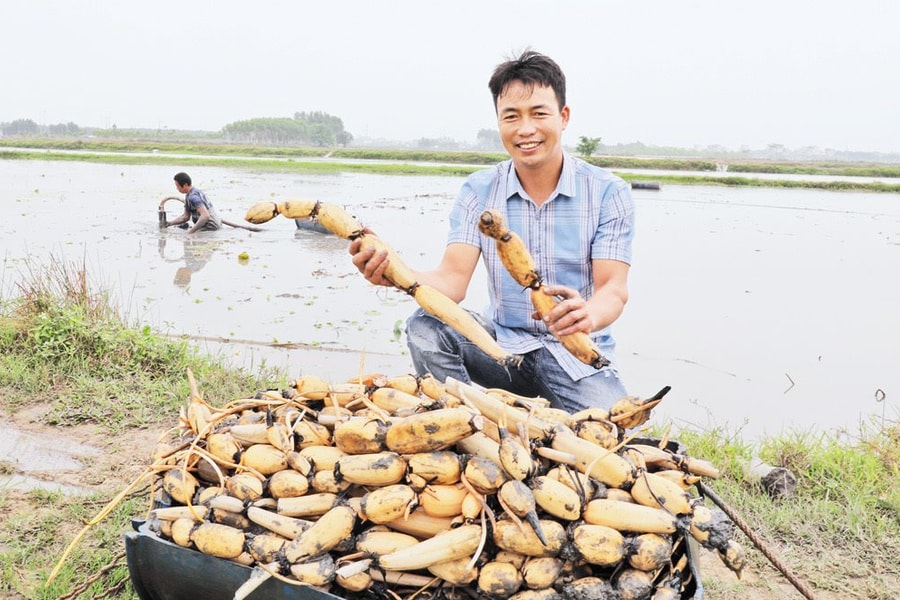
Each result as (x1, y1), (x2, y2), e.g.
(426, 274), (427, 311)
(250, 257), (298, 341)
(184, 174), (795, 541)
(630, 181), (662, 190)
(125, 519), (703, 599)
(125, 520), (344, 600)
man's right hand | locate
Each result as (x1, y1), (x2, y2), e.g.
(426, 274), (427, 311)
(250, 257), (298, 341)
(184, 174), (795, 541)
(349, 237), (393, 287)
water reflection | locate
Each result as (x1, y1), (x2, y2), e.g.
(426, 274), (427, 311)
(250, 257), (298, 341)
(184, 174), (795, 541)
(157, 235), (219, 287)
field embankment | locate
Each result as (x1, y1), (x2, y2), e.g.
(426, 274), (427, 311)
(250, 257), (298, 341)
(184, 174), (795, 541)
(4, 138), (900, 193)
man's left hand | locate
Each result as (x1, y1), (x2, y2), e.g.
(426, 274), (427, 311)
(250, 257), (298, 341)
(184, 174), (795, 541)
(534, 285), (594, 337)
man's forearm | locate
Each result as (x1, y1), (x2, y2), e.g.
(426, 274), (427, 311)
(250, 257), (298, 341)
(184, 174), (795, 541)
(188, 215), (208, 234)
(586, 289), (627, 332)
(413, 269), (469, 304)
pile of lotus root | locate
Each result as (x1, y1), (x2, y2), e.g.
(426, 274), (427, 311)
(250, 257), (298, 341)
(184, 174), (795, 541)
(144, 369), (743, 600)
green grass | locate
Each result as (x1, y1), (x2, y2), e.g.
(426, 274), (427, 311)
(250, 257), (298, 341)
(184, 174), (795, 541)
(587, 156), (720, 171)
(0, 259), (286, 599)
(674, 422), (900, 598)
(0, 256), (283, 431)
(1, 492), (142, 600)
(0, 137), (505, 164)
(617, 172), (900, 193)
(726, 161), (900, 178)
(0, 149), (484, 177)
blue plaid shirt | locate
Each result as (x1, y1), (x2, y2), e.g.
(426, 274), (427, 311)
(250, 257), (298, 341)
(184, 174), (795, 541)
(447, 152), (635, 380)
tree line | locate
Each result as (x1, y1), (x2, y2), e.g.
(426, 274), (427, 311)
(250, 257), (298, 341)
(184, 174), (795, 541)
(1, 118), (81, 137)
(221, 112), (352, 147)
(0, 112), (355, 148)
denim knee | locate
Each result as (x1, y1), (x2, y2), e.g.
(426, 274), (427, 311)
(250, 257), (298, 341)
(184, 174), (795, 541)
(405, 309), (445, 354)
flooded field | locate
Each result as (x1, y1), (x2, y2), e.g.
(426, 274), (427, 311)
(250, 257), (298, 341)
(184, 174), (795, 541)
(2, 159), (899, 439)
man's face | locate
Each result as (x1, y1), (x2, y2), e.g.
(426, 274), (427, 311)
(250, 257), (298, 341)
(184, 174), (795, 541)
(496, 82), (569, 172)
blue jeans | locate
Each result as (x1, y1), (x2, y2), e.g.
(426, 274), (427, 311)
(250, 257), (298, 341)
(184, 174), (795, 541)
(405, 309), (628, 413)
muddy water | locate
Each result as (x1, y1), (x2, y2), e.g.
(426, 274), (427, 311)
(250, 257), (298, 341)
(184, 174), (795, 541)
(2, 159), (899, 440)
(0, 424), (100, 494)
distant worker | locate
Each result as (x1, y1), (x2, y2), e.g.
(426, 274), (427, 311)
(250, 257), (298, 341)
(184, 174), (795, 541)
(165, 172), (223, 233)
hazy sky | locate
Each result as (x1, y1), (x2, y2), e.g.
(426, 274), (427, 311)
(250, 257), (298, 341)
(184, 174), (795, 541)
(3, 1), (899, 153)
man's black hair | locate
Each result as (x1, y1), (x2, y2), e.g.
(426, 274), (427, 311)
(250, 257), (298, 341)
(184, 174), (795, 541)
(488, 49), (567, 111)
(174, 172), (192, 187)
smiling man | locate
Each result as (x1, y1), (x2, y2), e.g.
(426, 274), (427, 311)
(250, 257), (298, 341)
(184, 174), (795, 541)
(350, 49), (635, 412)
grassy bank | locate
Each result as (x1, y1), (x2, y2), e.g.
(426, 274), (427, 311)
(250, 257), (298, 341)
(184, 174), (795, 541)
(0, 148), (482, 177)
(4, 138), (900, 193)
(0, 257), (282, 431)
(0, 263), (898, 599)
(0, 258), (284, 599)
(674, 426), (900, 597)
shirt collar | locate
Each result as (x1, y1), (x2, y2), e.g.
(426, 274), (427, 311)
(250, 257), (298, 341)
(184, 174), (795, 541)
(501, 152), (577, 203)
